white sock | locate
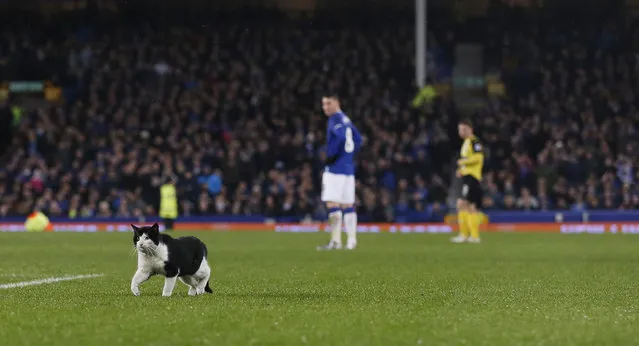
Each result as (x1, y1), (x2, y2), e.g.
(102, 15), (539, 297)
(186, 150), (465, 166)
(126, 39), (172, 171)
(328, 209), (343, 244)
(343, 208), (357, 245)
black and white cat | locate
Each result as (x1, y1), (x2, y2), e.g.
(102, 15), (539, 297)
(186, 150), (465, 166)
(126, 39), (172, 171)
(130, 223), (212, 297)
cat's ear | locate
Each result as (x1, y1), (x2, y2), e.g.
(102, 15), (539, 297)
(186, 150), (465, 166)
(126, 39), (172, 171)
(131, 224), (140, 234)
(150, 223), (160, 233)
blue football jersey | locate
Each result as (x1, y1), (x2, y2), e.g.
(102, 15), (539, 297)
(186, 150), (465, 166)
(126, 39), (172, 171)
(325, 111), (362, 175)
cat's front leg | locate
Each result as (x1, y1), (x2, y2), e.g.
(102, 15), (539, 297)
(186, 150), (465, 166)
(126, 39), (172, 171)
(131, 269), (151, 296)
(162, 276), (178, 297)
(162, 266), (179, 297)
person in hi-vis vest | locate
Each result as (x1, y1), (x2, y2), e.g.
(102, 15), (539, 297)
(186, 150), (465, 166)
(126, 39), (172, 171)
(160, 175), (178, 231)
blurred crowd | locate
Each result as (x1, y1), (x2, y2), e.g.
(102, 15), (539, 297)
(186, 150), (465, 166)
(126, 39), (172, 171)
(476, 5), (639, 212)
(0, 4), (638, 222)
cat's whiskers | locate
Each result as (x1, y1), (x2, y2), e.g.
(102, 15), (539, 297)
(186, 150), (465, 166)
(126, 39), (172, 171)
(135, 244), (160, 258)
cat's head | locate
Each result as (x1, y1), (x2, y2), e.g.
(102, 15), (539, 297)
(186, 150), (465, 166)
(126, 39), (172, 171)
(131, 223), (160, 253)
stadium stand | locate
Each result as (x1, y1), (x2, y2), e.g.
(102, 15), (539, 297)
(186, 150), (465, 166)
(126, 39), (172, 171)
(1, 1), (638, 223)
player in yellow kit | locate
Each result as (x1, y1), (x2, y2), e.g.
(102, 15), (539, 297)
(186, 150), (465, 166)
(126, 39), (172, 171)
(451, 118), (484, 243)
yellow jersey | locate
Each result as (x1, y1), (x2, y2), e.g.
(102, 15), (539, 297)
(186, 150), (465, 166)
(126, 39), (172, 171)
(459, 135), (484, 181)
(160, 184), (178, 219)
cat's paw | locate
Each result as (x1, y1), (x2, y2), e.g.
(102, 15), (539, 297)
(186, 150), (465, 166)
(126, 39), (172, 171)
(162, 292), (172, 297)
(131, 286), (140, 296)
(188, 287), (197, 296)
(196, 287), (205, 295)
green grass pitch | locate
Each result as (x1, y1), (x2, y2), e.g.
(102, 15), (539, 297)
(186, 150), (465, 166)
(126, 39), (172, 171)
(1, 231), (638, 346)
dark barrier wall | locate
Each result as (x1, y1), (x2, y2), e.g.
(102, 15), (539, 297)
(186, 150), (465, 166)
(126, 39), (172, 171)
(3, 210), (639, 224)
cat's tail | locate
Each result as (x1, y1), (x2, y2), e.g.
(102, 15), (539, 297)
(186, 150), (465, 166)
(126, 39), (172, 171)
(204, 279), (213, 293)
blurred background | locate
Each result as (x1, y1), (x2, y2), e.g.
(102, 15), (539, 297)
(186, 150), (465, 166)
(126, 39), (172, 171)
(0, 0), (637, 225)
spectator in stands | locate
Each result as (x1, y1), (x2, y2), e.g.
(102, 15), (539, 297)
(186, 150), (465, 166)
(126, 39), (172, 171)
(1, 4), (639, 224)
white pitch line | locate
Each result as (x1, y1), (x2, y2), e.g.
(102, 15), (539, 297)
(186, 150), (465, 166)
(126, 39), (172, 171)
(0, 274), (104, 289)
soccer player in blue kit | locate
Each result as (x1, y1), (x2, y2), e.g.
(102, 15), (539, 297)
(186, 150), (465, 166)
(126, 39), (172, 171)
(317, 94), (362, 251)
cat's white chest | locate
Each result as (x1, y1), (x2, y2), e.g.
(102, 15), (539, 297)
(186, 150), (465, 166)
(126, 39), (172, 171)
(137, 243), (169, 275)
